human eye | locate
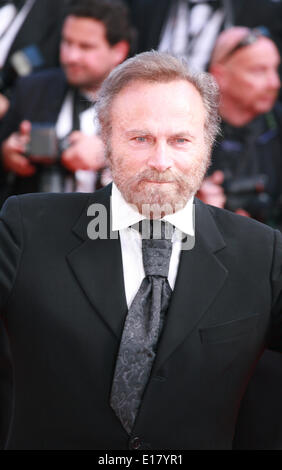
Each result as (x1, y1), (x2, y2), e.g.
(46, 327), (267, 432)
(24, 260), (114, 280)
(83, 43), (97, 51)
(170, 136), (190, 147)
(130, 135), (153, 145)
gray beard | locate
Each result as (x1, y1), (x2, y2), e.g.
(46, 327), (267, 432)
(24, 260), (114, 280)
(109, 151), (210, 217)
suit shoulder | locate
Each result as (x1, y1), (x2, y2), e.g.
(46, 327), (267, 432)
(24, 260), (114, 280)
(12, 192), (91, 227)
(8, 185), (112, 219)
(15, 68), (65, 91)
(10, 188), (111, 242)
(17, 191), (90, 208)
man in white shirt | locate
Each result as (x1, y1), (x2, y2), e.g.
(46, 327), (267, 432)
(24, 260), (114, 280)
(0, 0), (133, 201)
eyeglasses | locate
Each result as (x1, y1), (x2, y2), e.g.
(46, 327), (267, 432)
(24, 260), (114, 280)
(220, 26), (271, 63)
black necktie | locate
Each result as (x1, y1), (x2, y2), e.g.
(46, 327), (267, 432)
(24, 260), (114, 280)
(110, 220), (173, 434)
(72, 88), (94, 132)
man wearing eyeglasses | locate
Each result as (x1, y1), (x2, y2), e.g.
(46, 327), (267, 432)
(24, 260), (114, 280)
(208, 26), (282, 227)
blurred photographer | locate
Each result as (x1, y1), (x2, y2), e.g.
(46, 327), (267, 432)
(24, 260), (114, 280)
(204, 26), (282, 228)
(0, 0), (133, 202)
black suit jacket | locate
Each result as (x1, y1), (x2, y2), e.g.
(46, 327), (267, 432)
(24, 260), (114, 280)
(1, 186), (282, 450)
(1, 0), (67, 96)
(0, 68), (68, 141)
(0, 68), (69, 199)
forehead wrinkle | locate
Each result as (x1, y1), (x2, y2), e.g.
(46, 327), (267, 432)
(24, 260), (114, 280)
(115, 108), (204, 131)
(110, 80), (207, 139)
(111, 80), (205, 113)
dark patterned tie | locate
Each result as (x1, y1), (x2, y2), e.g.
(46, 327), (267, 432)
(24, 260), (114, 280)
(110, 220), (173, 434)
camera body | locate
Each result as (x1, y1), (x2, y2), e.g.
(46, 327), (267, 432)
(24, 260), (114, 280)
(25, 123), (72, 193)
(26, 123), (69, 162)
(223, 174), (273, 222)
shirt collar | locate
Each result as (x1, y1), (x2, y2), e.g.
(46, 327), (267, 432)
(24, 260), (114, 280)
(111, 182), (195, 236)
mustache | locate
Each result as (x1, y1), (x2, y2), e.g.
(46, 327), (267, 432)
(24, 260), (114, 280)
(130, 169), (186, 184)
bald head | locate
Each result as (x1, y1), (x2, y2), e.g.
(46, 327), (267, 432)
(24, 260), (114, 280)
(210, 27), (252, 66)
(209, 27), (281, 125)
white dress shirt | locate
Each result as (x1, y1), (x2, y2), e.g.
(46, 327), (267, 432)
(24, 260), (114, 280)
(111, 183), (195, 308)
(56, 90), (98, 193)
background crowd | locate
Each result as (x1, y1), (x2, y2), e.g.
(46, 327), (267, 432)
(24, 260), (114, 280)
(1, 0), (282, 227)
(1, 0), (282, 449)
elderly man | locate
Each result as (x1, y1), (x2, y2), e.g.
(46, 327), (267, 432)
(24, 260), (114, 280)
(207, 26), (282, 226)
(0, 51), (282, 450)
(0, 0), (133, 203)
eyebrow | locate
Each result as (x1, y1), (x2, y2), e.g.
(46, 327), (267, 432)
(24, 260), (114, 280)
(171, 132), (195, 139)
(125, 130), (195, 139)
(125, 130), (150, 137)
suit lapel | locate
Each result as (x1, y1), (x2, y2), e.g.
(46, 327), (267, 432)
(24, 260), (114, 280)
(66, 186), (127, 340)
(153, 200), (228, 372)
(38, 70), (68, 124)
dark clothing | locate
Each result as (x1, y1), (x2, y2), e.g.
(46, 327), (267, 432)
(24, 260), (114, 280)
(208, 105), (282, 450)
(0, 68), (67, 140)
(209, 105), (282, 227)
(233, 349), (282, 450)
(126, 0), (173, 54)
(0, 0), (67, 97)
(1, 188), (282, 449)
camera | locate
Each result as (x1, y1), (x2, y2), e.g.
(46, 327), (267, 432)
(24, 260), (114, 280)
(26, 123), (70, 162)
(223, 174), (273, 222)
(25, 123), (73, 193)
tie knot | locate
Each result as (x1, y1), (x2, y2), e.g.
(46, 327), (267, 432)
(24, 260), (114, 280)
(132, 219), (173, 241)
(139, 221), (173, 277)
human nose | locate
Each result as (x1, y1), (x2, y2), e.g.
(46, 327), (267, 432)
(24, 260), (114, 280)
(61, 43), (81, 63)
(269, 70), (281, 90)
(147, 141), (172, 172)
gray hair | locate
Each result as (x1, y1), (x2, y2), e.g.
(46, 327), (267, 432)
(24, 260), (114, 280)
(96, 50), (221, 148)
